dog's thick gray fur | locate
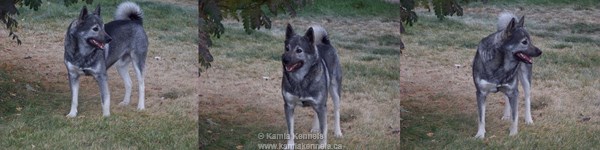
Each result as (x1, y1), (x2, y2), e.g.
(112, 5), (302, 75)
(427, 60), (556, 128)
(64, 1), (148, 117)
(282, 24), (342, 149)
(472, 12), (542, 138)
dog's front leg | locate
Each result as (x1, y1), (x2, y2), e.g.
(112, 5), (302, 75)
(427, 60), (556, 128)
(507, 89), (519, 136)
(314, 104), (328, 149)
(501, 95), (511, 120)
(311, 113), (320, 133)
(520, 64), (534, 124)
(67, 72), (80, 117)
(94, 73), (111, 117)
(522, 78), (533, 124)
(475, 90), (487, 139)
(284, 102), (295, 150)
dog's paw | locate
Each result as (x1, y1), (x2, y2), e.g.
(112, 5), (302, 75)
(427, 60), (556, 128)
(509, 131), (518, 136)
(501, 115), (511, 120)
(118, 101), (129, 106)
(525, 119), (534, 125)
(334, 132), (343, 138)
(137, 106), (145, 111)
(474, 132), (485, 139)
(525, 116), (534, 125)
(474, 135), (484, 139)
(509, 127), (518, 136)
(310, 128), (320, 133)
(66, 113), (77, 118)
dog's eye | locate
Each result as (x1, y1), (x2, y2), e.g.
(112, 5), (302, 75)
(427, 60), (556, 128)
(92, 27), (99, 32)
(522, 40), (528, 45)
(296, 48), (302, 53)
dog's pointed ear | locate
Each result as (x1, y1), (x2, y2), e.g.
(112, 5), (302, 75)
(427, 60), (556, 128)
(285, 24), (295, 40)
(93, 5), (101, 16)
(503, 18), (516, 38)
(78, 6), (89, 21)
(517, 15), (525, 27)
(305, 27), (315, 45)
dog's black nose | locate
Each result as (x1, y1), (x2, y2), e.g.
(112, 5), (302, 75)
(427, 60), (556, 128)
(282, 56), (290, 64)
(105, 35), (112, 43)
(535, 47), (542, 56)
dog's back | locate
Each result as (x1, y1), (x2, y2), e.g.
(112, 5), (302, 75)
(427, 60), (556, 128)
(104, 2), (148, 68)
(310, 25), (342, 91)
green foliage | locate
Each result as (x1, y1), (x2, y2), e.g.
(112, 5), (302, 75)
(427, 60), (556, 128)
(297, 0), (399, 18)
(20, 0), (42, 10)
(199, 0), (298, 38)
(401, 0), (479, 26)
(63, 0), (94, 7)
(432, 0), (463, 20)
(197, 0), (302, 75)
(0, 0), (93, 45)
(1, 0), (23, 44)
(401, 0), (419, 26)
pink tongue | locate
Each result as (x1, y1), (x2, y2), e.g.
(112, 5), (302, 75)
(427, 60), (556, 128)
(285, 63), (299, 72)
(92, 39), (104, 49)
(516, 53), (532, 64)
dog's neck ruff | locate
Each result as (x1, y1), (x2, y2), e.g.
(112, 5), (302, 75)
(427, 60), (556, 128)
(282, 60), (326, 98)
(286, 61), (322, 82)
(488, 61), (520, 86)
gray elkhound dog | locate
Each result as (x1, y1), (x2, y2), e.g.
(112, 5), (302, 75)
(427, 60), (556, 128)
(64, 2), (148, 117)
(282, 24), (342, 149)
(472, 12), (542, 138)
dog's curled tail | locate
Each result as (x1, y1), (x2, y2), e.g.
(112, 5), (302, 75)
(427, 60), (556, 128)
(497, 12), (517, 31)
(115, 1), (143, 24)
(309, 25), (330, 45)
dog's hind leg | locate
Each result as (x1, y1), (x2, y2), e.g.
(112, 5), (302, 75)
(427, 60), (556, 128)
(475, 91), (487, 139)
(331, 84), (343, 138)
(116, 57), (132, 106)
(131, 53), (146, 110)
(67, 72), (80, 117)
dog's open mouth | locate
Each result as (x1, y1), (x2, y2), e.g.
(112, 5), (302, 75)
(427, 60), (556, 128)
(88, 38), (105, 49)
(515, 52), (533, 64)
(285, 62), (303, 72)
